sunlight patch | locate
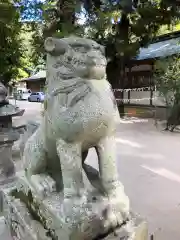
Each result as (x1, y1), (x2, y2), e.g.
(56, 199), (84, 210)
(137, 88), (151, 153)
(116, 138), (143, 148)
(141, 165), (180, 183)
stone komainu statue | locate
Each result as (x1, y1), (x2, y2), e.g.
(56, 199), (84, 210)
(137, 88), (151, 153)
(23, 37), (129, 226)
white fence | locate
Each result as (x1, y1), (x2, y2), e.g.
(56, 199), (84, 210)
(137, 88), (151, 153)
(114, 88), (167, 106)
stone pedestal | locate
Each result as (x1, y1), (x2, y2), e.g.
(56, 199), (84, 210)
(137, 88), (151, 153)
(103, 214), (148, 240)
(2, 186), (49, 240)
(2, 189), (148, 240)
(0, 101), (25, 185)
(1, 175), (148, 240)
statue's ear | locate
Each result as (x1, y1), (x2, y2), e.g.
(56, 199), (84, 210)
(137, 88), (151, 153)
(44, 37), (69, 56)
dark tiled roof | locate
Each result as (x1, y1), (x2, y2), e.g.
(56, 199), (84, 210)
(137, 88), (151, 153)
(137, 36), (180, 60)
(20, 70), (46, 81)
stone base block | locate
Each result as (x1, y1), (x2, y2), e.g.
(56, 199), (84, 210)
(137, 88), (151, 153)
(2, 187), (50, 240)
(0, 176), (18, 215)
(2, 183), (148, 240)
(103, 213), (148, 240)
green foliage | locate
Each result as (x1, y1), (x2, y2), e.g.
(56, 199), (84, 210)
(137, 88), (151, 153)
(29, 0), (87, 66)
(17, 0), (44, 21)
(157, 23), (180, 36)
(84, 0), (180, 60)
(21, 0), (180, 77)
(0, 0), (23, 85)
(11, 189), (58, 239)
(30, 22), (45, 66)
(154, 55), (180, 125)
(154, 56), (180, 106)
(30, 0), (180, 64)
(82, 0), (180, 117)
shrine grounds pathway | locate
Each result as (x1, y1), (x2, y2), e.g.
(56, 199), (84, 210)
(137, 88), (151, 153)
(1, 99), (180, 240)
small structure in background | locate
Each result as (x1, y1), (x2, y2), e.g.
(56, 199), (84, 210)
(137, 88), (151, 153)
(20, 70), (46, 93)
(0, 82), (25, 184)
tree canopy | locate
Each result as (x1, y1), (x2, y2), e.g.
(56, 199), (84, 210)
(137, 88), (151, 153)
(25, 0), (180, 66)
(0, 0), (180, 86)
(0, 0), (23, 85)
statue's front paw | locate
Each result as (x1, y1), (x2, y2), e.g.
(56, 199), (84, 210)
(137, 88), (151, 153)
(109, 188), (130, 213)
(60, 193), (90, 221)
(63, 188), (88, 204)
(30, 174), (56, 198)
(102, 204), (131, 233)
(103, 184), (130, 227)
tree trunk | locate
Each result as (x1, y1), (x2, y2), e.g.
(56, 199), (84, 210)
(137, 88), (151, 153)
(118, 59), (125, 118)
(106, 58), (125, 118)
(44, 0), (77, 37)
(106, 12), (130, 118)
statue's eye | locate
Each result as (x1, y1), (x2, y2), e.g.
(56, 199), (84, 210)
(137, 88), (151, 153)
(71, 43), (90, 53)
(94, 46), (105, 55)
(67, 56), (72, 61)
(74, 47), (87, 53)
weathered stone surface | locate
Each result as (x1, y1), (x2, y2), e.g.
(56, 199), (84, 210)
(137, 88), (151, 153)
(2, 183), (147, 240)
(2, 186), (49, 240)
(3, 37), (147, 240)
(103, 216), (148, 240)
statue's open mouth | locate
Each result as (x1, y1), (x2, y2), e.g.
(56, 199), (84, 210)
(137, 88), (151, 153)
(57, 62), (106, 76)
(64, 61), (106, 67)
(90, 64), (106, 67)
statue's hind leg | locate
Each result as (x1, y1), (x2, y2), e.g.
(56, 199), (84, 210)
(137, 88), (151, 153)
(95, 136), (119, 192)
(23, 128), (56, 197)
